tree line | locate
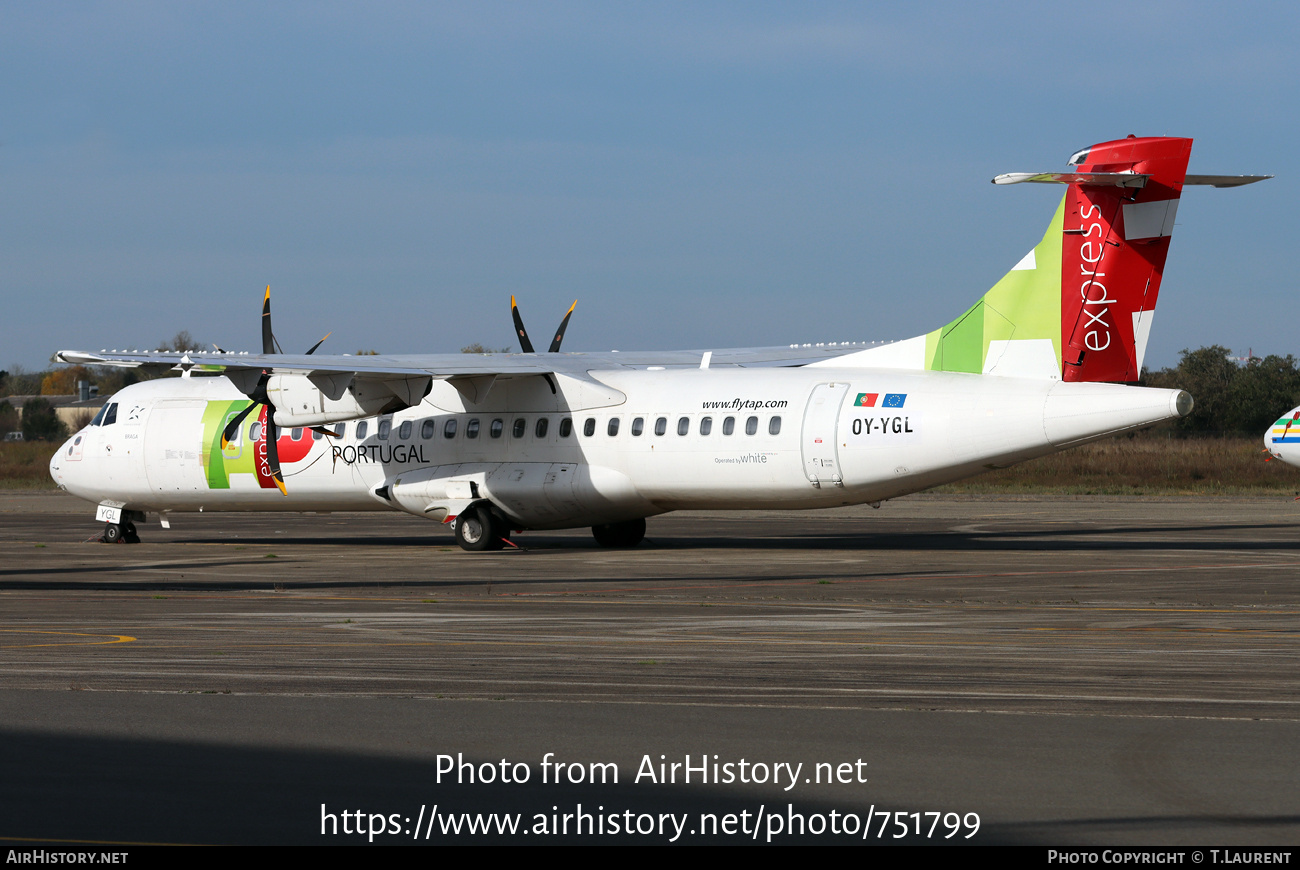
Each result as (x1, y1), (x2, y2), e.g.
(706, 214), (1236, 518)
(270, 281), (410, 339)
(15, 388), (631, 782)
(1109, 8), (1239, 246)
(1141, 346), (1300, 436)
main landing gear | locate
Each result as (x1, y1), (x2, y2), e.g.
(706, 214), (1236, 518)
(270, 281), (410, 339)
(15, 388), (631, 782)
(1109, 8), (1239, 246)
(591, 518), (645, 548)
(453, 504), (510, 552)
(101, 521), (140, 544)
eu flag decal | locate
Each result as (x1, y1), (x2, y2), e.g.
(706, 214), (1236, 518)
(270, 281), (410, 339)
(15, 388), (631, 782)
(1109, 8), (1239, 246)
(883, 393), (907, 408)
(854, 393), (878, 407)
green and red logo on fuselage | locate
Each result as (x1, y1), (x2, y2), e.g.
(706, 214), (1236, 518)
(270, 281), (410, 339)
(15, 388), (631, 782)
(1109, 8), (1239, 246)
(201, 400), (312, 490)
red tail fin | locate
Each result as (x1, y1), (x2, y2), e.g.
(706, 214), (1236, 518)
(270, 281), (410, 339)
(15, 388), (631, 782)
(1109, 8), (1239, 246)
(1061, 136), (1192, 382)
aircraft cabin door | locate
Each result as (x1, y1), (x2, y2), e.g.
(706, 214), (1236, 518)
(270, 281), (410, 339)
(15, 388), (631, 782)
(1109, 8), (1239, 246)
(144, 401), (204, 493)
(801, 382), (848, 487)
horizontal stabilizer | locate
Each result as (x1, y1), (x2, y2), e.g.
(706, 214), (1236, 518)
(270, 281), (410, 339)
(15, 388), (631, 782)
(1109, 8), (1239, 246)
(993, 172), (1149, 188)
(1184, 174), (1273, 187)
(995, 172), (1271, 189)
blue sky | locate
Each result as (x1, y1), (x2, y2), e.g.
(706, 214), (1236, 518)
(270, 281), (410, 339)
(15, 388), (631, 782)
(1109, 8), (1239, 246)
(2, 2), (1294, 372)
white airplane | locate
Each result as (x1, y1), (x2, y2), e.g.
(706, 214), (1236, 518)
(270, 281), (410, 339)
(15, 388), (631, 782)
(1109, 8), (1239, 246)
(50, 136), (1269, 550)
(1265, 407), (1300, 467)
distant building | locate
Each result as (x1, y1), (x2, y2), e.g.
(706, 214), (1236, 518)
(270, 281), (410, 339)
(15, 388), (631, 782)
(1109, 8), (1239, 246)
(1, 393), (112, 430)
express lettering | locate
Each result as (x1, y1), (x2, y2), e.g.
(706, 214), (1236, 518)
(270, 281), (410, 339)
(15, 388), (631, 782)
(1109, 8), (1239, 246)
(1076, 202), (1113, 353)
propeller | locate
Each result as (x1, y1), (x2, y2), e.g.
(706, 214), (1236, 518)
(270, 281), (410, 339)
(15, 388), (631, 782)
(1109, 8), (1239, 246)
(510, 296), (577, 395)
(511, 296), (577, 354)
(548, 300), (577, 353)
(511, 295), (535, 354)
(220, 287), (338, 495)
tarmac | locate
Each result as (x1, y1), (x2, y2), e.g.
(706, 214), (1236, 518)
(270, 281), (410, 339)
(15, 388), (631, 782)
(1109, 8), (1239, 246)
(1, 490), (1297, 845)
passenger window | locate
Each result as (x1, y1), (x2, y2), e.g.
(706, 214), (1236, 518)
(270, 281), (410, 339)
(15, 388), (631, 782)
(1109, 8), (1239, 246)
(335, 423), (346, 439)
(398, 421), (412, 440)
(290, 427), (303, 441)
(513, 418), (527, 438)
(102, 403), (118, 426)
(313, 428), (323, 441)
(444, 418), (457, 439)
(769, 416), (782, 435)
(677, 417), (689, 436)
(535, 418), (549, 438)
(378, 419), (391, 440)
(746, 416), (758, 435)
(559, 418), (573, 438)
(250, 422), (262, 442)
(723, 416), (735, 435)
(631, 417), (644, 436)
(466, 418), (480, 439)
(356, 421), (369, 440)
(584, 418), (596, 437)
(654, 417), (667, 436)
(490, 419), (504, 439)
(700, 417), (712, 436)
(607, 418), (620, 436)
(421, 419), (435, 439)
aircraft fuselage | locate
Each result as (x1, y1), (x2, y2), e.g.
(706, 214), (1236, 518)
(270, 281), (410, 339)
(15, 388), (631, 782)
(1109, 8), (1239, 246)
(50, 366), (1188, 533)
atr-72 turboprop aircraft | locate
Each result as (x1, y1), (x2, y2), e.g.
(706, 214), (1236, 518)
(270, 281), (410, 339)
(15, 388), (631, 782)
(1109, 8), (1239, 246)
(51, 136), (1269, 550)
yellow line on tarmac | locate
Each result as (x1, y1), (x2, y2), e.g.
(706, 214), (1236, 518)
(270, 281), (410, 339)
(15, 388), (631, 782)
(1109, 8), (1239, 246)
(0, 630), (136, 648)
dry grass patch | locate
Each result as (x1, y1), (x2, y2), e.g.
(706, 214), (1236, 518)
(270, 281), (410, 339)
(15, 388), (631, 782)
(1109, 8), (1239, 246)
(0, 442), (60, 489)
(939, 436), (1298, 495)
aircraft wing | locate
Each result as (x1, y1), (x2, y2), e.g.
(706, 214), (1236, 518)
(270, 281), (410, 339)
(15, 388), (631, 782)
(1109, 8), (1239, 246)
(54, 342), (878, 378)
(57, 344), (874, 427)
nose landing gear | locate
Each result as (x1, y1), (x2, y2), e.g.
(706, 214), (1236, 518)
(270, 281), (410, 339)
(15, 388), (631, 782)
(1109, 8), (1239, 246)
(101, 520), (140, 544)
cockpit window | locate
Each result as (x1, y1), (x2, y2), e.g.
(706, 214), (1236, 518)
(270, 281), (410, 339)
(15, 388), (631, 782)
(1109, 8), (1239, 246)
(101, 403), (118, 426)
(90, 405), (107, 426)
(1067, 147), (1090, 166)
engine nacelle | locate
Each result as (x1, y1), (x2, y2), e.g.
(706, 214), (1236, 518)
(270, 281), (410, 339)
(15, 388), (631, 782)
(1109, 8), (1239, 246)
(261, 372), (432, 427)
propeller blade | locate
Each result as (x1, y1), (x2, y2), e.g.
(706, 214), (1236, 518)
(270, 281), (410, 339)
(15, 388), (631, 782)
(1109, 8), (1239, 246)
(264, 410), (287, 496)
(221, 402), (260, 450)
(261, 286), (276, 355)
(310, 426), (342, 438)
(305, 332), (332, 355)
(548, 300), (577, 353)
(511, 295), (535, 354)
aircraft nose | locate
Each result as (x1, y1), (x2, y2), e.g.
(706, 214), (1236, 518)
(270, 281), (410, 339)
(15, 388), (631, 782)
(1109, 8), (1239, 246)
(49, 433), (84, 489)
(49, 438), (68, 487)
(1266, 408), (1300, 464)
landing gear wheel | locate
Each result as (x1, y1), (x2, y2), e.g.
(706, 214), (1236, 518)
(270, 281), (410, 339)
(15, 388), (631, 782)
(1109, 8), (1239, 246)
(102, 523), (122, 544)
(454, 505), (501, 552)
(122, 521), (140, 544)
(591, 518), (646, 548)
